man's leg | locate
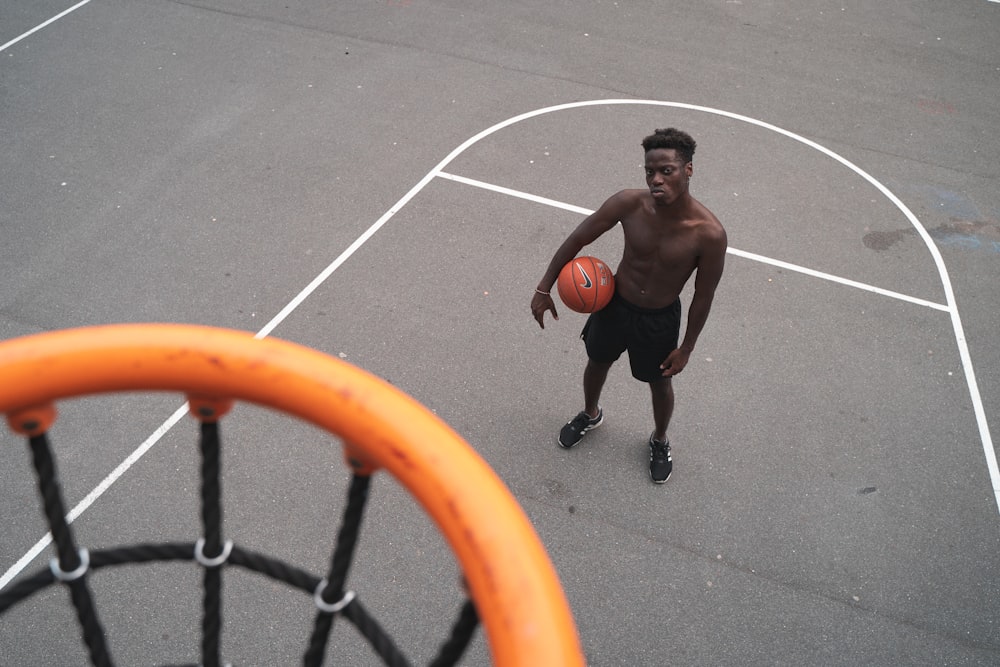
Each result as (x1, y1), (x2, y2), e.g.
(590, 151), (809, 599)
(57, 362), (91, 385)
(648, 377), (674, 483)
(561, 309), (618, 448)
(583, 359), (612, 418)
(559, 359), (611, 448)
(649, 377), (674, 442)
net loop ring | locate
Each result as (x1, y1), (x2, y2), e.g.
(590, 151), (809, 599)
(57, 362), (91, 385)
(50, 548), (90, 582)
(194, 538), (234, 568)
(313, 580), (356, 614)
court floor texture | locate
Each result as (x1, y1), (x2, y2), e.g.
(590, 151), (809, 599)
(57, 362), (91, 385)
(1, 2), (998, 665)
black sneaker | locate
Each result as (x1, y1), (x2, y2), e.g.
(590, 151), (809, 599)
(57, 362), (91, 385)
(558, 409), (603, 448)
(649, 434), (672, 484)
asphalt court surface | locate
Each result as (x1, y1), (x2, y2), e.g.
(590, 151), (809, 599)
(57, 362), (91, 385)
(2, 1), (999, 665)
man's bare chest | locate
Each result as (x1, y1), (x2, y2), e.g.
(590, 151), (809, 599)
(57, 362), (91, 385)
(621, 219), (700, 265)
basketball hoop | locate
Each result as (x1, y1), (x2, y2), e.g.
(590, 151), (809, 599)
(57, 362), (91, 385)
(0, 324), (583, 666)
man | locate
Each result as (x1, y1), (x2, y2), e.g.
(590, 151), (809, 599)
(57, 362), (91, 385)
(531, 128), (727, 484)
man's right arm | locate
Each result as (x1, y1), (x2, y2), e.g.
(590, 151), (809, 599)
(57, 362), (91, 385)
(531, 191), (631, 328)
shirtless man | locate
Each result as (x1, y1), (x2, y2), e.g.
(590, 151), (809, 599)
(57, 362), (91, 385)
(531, 128), (727, 483)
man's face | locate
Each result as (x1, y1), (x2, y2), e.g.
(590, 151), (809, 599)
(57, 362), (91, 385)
(644, 148), (691, 205)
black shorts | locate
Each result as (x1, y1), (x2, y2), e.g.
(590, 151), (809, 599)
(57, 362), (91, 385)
(580, 293), (682, 383)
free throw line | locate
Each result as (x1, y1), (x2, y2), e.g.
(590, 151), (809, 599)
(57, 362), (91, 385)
(436, 171), (951, 312)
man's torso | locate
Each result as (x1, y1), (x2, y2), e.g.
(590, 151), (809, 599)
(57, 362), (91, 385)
(613, 190), (719, 309)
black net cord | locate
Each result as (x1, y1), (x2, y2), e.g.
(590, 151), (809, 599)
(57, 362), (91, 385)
(198, 420), (225, 667)
(28, 434), (79, 569)
(341, 598), (411, 667)
(0, 543), (197, 615)
(0, 568), (54, 614)
(428, 599), (480, 667)
(202, 567), (223, 667)
(68, 577), (115, 667)
(303, 605), (413, 667)
(302, 473), (372, 666)
(28, 433), (114, 667)
(324, 474), (371, 598)
(304, 613), (335, 667)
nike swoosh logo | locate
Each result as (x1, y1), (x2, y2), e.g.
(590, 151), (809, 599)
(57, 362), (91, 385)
(576, 263), (593, 289)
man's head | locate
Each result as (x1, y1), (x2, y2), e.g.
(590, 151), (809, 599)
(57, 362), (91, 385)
(641, 128), (696, 164)
(642, 128), (696, 205)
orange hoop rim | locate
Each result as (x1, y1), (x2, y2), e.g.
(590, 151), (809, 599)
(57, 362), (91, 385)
(0, 324), (583, 666)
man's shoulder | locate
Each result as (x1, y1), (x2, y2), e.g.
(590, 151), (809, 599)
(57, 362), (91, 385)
(595, 189), (648, 219)
(690, 200), (727, 245)
(607, 188), (647, 205)
(691, 199), (725, 228)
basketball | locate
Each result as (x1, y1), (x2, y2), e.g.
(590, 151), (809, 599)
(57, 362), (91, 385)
(556, 256), (615, 313)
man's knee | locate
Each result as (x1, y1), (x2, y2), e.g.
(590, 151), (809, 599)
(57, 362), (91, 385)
(648, 376), (673, 396)
(586, 358), (614, 372)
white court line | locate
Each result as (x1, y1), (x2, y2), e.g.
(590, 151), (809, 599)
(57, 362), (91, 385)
(4, 99), (998, 591)
(436, 172), (595, 217)
(437, 171), (951, 313)
(0, 0), (93, 53)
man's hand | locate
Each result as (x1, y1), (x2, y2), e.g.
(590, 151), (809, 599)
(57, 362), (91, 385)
(531, 291), (558, 329)
(660, 347), (691, 377)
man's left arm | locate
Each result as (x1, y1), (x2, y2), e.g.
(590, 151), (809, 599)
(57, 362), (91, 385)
(660, 227), (728, 376)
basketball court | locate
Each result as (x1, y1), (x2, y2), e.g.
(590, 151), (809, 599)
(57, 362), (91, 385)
(2, 2), (999, 665)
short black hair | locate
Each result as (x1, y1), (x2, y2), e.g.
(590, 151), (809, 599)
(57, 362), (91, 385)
(641, 128), (696, 164)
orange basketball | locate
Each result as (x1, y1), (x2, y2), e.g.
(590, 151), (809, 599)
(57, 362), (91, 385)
(556, 256), (615, 313)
